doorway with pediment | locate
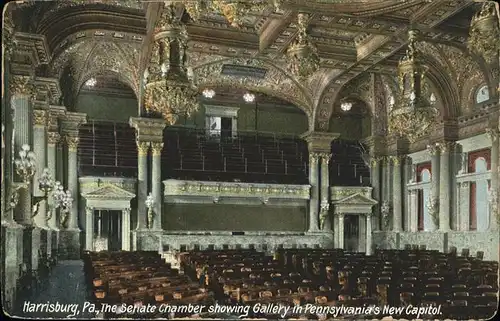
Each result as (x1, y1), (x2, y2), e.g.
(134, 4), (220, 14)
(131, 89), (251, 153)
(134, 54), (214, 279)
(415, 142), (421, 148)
(82, 184), (136, 252)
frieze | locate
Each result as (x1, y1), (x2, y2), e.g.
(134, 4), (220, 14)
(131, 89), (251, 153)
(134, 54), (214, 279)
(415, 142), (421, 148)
(129, 117), (166, 142)
(163, 180), (310, 200)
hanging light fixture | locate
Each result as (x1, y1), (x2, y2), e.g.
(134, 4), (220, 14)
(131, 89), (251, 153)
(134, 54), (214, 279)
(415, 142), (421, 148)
(202, 88), (216, 99)
(388, 30), (438, 143)
(467, 2), (500, 64)
(287, 13), (320, 80)
(144, 4), (199, 125)
(84, 78), (97, 87)
(340, 99), (353, 112)
(243, 92), (255, 103)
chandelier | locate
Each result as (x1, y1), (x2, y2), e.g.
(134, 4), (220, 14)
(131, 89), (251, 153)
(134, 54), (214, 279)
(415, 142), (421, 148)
(340, 100), (352, 112)
(145, 192), (155, 229)
(202, 88), (216, 98)
(287, 13), (320, 80)
(183, 0), (276, 28)
(467, 2), (500, 64)
(243, 92), (255, 103)
(388, 30), (438, 143)
(145, 4), (199, 125)
(15, 144), (36, 183)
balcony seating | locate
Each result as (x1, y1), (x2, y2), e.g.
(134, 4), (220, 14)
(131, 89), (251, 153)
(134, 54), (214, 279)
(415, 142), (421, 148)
(78, 123), (369, 185)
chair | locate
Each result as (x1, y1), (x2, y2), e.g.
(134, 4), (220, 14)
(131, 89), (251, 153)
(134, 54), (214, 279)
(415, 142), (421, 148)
(461, 248), (470, 257)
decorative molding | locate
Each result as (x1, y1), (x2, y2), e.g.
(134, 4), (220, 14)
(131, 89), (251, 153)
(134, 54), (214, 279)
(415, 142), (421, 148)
(204, 105), (240, 118)
(32, 110), (47, 127)
(301, 131), (340, 153)
(79, 177), (136, 195)
(83, 184), (136, 201)
(151, 142), (164, 156)
(163, 179), (310, 202)
(330, 186), (373, 200)
(137, 142), (150, 156)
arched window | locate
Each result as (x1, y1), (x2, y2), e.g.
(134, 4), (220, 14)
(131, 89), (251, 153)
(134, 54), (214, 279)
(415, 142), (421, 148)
(468, 149), (491, 231)
(417, 163), (432, 231)
(475, 85), (489, 104)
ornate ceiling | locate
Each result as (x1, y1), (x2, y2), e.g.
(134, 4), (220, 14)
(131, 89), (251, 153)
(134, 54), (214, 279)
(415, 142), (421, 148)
(6, 0), (499, 130)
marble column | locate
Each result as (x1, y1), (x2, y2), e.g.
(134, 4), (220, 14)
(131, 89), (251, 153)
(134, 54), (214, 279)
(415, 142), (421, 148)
(85, 207), (93, 251)
(366, 213), (372, 255)
(391, 156), (403, 232)
(459, 182), (470, 231)
(136, 141), (150, 230)
(370, 156), (381, 230)
(408, 190), (419, 232)
(46, 132), (60, 230)
(438, 142), (454, 231)
(427, 143), (440, 231)
(485, 129), (499, 230)
(308, 152), (320, 231)
(338, 213), (345, 249)
(122, 208), (131, 251)
(319, 153), (332, 231)
(32, 110), (49, 229)
(151, 142), (163, 230)
(65, 136), (80, 230)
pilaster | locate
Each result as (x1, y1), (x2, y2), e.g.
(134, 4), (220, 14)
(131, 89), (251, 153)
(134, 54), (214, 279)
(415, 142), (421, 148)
(437, 141), (455, 231)
(427, 143), (440, 231)
(390, 155), (403, 231)
(32, 109), (49, 229)
(485, 128), (499, 230)
(151, 142), (165, 230)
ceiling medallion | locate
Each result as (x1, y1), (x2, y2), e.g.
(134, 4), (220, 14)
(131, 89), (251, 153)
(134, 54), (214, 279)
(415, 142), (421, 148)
(145, 4), (198, 125)
(467, 2), (500, 64)
(287, 13), (320, 80)
(184, 0), (275, 28)
(388, 30), (438, 143)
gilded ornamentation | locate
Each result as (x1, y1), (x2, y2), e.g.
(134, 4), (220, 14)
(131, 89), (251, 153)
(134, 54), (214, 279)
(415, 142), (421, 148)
(389, 30), (438, 143)
(467, 2), (500, 64)
(370, 156), (381, 167)
(47, 132), (60, 146)
(65, 136), (79, 151)
(32, 110), (47, 127)
(485, 128), (499, 142)
(287, 13), (320, 80)
(9, 75), (36, 99)
(151, 142), (164, 156)
(427, 143), (439, 156)
(437, 141), (455, 154)
(319, 153), (332, 165)
(137, 142), (150, 156)
(193, 58), (313, 113)
(3, 13), (15, 58)
(389, 156), (402, 166)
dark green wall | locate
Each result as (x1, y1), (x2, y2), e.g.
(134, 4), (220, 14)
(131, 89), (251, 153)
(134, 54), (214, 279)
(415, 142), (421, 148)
(163, 204), (306, 231)
(180, 104), (308, 135)
(329, 115), (371, 140)
(75, 93), (138, 122)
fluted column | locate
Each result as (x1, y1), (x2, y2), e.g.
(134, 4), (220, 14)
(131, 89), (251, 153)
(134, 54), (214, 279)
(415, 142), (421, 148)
(151, 142), (163, 230)
(308, 152), (320, 231)
(427, 143), (440, 231)
(10, 76), (34, 225)
(65, 136), (79, 230)
(85, 207), (93, 251)
(136, 141), (150, 230)
(366, 213), (372, 255)
(319, 152), (332, 231)
(438, 142), (454, 231)
(391, 156), (403, 231)
(370, 156), (381, 230)
(122, 208), (131, 251)
(32, 110), (49, 229)
(46, 132), (60, 230)
(486, 128), (499, 230)
(338, 213), (345, 249)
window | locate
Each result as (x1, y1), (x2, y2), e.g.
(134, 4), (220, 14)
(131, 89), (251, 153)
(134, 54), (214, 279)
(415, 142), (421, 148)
(416, 163), (432, 231)
(475, 85), (489, 104)
(468, 149), (491, 231)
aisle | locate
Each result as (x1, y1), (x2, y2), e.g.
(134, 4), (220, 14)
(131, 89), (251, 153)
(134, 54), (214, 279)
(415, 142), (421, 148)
(19, 260), (95, 319)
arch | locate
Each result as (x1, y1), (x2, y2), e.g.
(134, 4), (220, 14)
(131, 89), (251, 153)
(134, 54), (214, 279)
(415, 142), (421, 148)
(193, 58), (313, 122)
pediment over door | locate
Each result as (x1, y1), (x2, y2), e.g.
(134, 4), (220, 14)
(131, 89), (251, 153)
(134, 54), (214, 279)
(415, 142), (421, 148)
(83, 184), (136, 201)
(332, 192), (378, 215)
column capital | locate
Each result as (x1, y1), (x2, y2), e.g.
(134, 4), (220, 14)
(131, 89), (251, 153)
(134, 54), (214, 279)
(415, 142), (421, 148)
(9, 75), (36, 99)
(32, 109), (47, 127)
(436, 141), (456, 153)
(426, 143), (440, 155)
(137, 141), (150, 156)
(389, 155), (403, 166)
(370, 156), (383, 167)
(129, 117), (166, 143)
(85, 206), (93, 214)
(61, 112), (87, 130)
(485, 128), (499, 142)
(47, 106), (67, 132)
(65, 136), (80, 151)
(300, 131), (339, 153)
(318, 152), (332, 164)
(47, 132), (60, 146)
(151, 142), (164, 156)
